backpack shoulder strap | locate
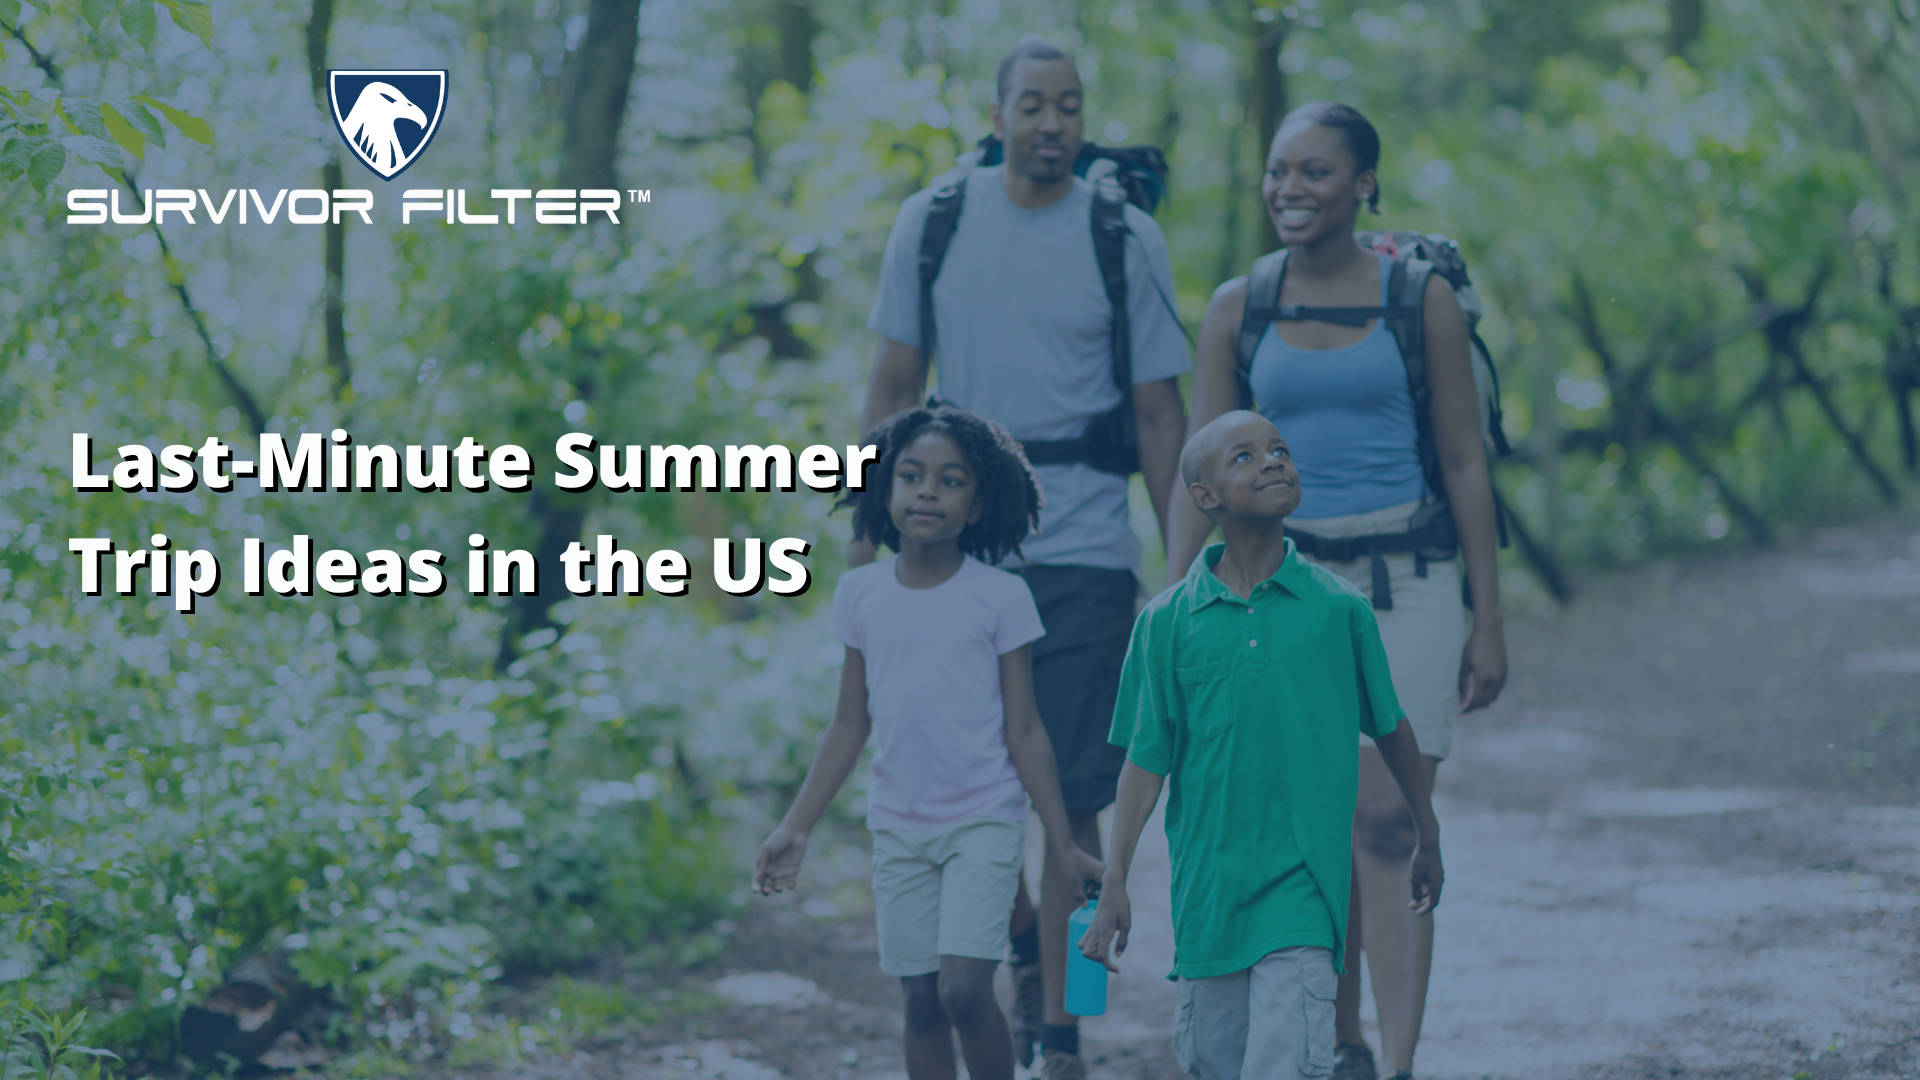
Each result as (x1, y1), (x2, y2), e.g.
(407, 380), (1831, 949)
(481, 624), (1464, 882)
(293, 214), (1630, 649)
(1091, 187), (1137, 451)
(916, 173), (970, 370)
(1386, 254), (1443, 491)
(1235, 249), (1289, 410)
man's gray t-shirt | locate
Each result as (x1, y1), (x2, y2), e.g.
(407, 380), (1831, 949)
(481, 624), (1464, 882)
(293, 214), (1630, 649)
(867, 167), (1191, 570)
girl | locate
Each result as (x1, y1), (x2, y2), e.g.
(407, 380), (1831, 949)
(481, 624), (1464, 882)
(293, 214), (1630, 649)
(1165, 102), (1509, 1080)
(755, 405), (1103, 1080)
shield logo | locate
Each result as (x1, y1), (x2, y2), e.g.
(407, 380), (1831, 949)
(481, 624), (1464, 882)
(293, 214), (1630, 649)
(328, 70), (447, 180)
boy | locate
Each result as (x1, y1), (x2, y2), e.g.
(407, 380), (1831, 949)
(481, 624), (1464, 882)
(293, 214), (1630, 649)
(1079, 411), (1443, 1080)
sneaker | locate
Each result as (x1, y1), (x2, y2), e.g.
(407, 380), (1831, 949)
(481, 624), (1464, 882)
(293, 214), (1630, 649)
(1332, 1043), (1377, 1080)
(1040, 1048), (1087, 1080)
(1009, 963), (1043, 1067)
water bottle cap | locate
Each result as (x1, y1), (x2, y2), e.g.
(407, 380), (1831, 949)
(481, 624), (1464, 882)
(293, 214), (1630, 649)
(1084, 880), (1101, 902)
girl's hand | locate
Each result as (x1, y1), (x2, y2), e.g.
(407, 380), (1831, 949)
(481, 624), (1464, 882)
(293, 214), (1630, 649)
(753, 826), (808, 895)
(1456, 621), (1507, 713)
(1079, 882), (1131, 974)
(846, 538), (877, 568)
(1060, 844), (1105, 898)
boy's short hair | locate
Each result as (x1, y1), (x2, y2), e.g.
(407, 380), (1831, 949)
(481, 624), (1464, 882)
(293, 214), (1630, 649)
(838, 405), (1044, 565)
(1178, 410), (1271, 522)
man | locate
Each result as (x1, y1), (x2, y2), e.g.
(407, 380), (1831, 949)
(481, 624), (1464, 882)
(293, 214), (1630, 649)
(856, 39), (1190, 1080)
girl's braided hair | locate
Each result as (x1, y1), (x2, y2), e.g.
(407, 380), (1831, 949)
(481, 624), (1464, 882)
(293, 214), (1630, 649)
(836, 405), (1044, 565)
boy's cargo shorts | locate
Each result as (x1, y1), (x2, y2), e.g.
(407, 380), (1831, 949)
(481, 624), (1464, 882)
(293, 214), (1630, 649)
(1289, 498), (1470, 761)
(1174, 946), (1338, 1080)
(870, 816), (1027, 976)
(1012, 565), (1138, 810)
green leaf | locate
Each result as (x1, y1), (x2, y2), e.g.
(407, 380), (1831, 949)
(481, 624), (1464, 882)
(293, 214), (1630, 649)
(59, 98), (107, 138)
(119, 100), (165, 148)
(165, 0), (211, 46)
(118, 0), (155, 48)
(63, 135), (123, 172)
(131, 94), (212, 145)
(79, 0), (117, 30)
(99, 103), (144, 161)
(26, 139), (64, 191)
(0, 0), (19, 32)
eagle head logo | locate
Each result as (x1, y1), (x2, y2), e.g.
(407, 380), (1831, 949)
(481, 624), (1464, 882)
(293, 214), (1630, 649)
(328, 70), (447, 180)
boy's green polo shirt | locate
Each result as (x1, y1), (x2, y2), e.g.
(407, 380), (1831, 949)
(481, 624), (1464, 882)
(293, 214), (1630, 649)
(1109, 539), (1406, 979)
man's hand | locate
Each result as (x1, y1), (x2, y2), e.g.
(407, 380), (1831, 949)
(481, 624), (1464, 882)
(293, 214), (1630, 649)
(1079, 882), (1132, 973)
(1408, 843), (1444, 916)
(846, 538), (877, 568)
(753, 826), (808, 895)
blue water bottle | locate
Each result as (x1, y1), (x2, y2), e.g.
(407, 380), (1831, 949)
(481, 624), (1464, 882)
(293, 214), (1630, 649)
(1064, 882), (1108, 1017)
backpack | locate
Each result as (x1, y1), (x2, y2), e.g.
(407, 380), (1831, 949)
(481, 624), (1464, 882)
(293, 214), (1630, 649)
(1233, 231), (1512, 609)
(917, 135), (1172, 476)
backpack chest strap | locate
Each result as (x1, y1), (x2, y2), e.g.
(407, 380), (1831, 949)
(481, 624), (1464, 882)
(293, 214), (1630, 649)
(1251, 304), (1391, 328)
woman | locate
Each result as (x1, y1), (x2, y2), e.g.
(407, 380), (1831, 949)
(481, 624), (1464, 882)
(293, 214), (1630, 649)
(1164, 101), (1508, 1080)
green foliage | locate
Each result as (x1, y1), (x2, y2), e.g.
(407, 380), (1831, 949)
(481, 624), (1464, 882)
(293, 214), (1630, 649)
(0, 0), (213, 193)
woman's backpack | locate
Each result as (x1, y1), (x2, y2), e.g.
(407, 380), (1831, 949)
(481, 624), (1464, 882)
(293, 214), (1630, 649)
(1232, 232), (1512, 608)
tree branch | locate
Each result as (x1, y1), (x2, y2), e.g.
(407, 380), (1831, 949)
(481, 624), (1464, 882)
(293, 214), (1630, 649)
(3, 21), (61, 85)
(1742, 261), (1899, 503)
(1565, 272), (1774, 544)
(14, 26), (268, 435)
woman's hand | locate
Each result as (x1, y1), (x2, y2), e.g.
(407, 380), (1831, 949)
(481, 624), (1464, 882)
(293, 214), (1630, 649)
(1457, 620), (1507, 712)
(753, 825), (808, 895)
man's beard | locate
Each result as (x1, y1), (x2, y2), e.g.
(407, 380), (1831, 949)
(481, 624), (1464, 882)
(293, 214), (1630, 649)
(1009, 138), (1076, 183)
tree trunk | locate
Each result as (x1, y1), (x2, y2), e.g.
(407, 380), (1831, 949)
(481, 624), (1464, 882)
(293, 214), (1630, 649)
(1216, 93), (1244, 286)
(322, 157), (348, 397)
(1668, 0), (1703, 58)
(774, 0), (816, 92)
(1250, 23), (1287, 162)
(499, 0), (642, 667)
(562, 0), (642, 194)
(306, 0), (350, 398)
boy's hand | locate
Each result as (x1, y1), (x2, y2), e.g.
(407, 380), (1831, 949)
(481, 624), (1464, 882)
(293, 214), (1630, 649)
(753, 826), (808, 895)
(1079, 882), (1131, 973)
(1408, 844), (1444, 916)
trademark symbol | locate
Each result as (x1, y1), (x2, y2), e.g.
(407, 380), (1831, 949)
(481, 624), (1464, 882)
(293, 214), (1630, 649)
(627, 189), (651, 204)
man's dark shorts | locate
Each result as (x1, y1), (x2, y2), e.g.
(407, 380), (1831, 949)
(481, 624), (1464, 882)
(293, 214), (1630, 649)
(1012, 565), (1138, 812)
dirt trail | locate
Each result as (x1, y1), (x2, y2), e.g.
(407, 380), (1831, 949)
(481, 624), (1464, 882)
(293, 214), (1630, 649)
(429, 511), (1920, 1080)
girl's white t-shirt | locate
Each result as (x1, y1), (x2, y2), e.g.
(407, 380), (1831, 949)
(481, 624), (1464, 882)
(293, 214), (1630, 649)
(828, 554), (1046, 831)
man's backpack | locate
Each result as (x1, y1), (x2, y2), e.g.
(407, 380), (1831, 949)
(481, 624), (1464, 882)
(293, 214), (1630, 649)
(1232, 231), (1512, 609)
(917, 135), (1171, 476)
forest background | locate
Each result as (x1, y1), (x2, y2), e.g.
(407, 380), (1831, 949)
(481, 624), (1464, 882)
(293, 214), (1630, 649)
(1, 0), (1917, 1072)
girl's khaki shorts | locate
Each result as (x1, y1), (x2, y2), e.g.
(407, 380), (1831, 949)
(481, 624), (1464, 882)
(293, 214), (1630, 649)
(1289, 499), (1468, 761)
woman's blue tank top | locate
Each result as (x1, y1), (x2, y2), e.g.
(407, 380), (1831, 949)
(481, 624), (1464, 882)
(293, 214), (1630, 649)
(1249, 251), (1427, 518)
